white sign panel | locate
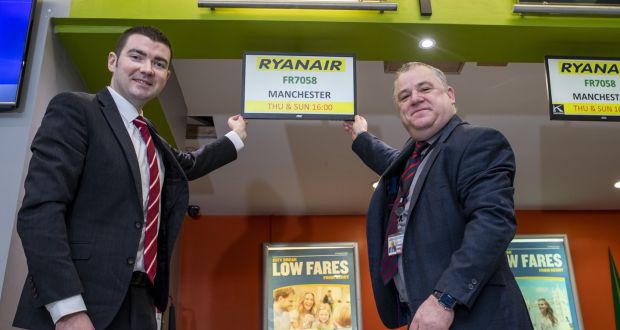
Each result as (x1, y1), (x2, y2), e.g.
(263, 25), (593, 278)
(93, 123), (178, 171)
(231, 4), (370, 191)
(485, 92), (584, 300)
(243, 52), (356, 120)
(545, 56), (620, 121)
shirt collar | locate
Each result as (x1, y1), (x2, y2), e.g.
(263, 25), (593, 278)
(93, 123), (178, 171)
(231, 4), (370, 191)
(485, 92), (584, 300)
(418, 126), (442, 150)
(425, 130), (441, 146)
(416, 123), (444, 157)
(107, 86), (143, 124)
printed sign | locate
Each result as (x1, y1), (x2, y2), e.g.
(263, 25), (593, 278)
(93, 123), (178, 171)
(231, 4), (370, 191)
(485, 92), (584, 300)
(545, 56), (620, 121)
(263, 242), (362, 330)
(243, 52), (356, 120)
(508, 235), (583, 330)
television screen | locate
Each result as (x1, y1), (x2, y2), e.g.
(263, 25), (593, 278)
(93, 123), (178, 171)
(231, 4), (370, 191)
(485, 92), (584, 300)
(0, 0), (36, 110)
(242, 52), (356, 120)
(545, 56), (620, 121)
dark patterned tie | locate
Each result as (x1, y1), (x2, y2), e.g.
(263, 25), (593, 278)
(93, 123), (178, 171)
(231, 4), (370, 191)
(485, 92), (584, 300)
(133, 116), (161, 284)
(380, 141), (429, 284)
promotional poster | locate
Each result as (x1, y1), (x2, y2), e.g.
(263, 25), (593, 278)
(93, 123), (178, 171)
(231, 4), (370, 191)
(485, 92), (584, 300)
(508, 235), (583, 330)
(264, 243), (361, 330)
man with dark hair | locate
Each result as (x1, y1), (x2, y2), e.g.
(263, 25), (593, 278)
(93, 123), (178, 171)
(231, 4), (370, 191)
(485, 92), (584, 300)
(14, 26), (247, 329)
(343, 62), (531, 329)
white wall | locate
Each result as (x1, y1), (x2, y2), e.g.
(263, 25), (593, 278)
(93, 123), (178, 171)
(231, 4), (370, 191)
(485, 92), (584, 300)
(0, 0), (81, 327)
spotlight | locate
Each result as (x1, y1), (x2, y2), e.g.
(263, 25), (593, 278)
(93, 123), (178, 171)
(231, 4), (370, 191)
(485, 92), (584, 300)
(419, 38), (436, 49)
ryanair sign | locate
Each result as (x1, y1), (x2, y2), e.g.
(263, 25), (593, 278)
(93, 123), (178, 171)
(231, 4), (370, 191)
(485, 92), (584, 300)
(243, 52), (356, 120)
(256, 56), (346, 72)
(558, 60), (620, 75)
(545, 56), (620, 121)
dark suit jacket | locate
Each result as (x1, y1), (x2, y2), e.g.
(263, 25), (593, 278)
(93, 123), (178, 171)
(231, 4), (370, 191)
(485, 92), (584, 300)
(14, 89), (237, 329)
(353, 116), (532, 329)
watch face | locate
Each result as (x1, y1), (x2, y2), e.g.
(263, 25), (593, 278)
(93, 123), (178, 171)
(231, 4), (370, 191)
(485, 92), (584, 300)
(439, 293), (457, 309)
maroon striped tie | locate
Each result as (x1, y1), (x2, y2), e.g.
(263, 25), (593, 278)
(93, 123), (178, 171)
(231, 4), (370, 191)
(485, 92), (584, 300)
(380, 141), (429, 284)
(133, 116), (160, 284)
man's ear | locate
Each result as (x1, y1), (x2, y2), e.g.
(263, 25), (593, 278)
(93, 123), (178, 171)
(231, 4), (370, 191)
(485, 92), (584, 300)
(447, 85), (456, 104)
(107, 52), (118, 73)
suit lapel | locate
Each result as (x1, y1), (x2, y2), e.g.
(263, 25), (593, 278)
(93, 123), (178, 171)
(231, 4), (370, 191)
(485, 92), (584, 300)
(143, 117), (186, 182)
(406, 115), (466, 215)
(146, 120), (187, 217)
(97, 89), (143, 206)
(383, 139), (416, 179)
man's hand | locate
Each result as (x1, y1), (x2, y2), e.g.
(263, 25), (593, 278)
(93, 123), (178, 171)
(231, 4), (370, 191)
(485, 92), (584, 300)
(228, 115), (247, 140)
(342, 115), (368, 140)
(56, 312), (95, 330)
(409, 295), (454, 330)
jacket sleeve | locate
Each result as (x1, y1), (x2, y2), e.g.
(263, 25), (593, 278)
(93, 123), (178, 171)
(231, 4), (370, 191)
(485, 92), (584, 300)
(173, 135), (238, 181)
(434, 127), (517, 309)
(17, 92), (89, 307)
(351, 131), (401, 175)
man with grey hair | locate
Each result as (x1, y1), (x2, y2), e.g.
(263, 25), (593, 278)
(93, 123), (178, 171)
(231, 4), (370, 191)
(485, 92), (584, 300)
(343, 62), (531, 329)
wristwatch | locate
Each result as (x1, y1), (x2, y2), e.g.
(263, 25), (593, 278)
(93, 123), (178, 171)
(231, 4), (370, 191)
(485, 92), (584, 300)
(432, 290), (458, 310)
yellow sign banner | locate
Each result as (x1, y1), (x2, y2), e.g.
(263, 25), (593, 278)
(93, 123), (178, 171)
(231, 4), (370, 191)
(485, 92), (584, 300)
(256, 56), (346, 72)
(553, 102), (620, 115)
(245, 100), (354, 114)
(558, 60), (620, 75)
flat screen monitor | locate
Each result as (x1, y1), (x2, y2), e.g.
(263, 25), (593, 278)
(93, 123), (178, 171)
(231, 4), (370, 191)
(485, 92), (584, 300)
(0, 0), (36, 110)
(242, 52), (356, 120)
(545, 56), (620, 121)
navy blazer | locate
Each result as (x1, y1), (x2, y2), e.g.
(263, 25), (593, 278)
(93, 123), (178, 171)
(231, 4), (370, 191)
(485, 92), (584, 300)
(14, 89), (237, 329)
(353, 116), (532, 329)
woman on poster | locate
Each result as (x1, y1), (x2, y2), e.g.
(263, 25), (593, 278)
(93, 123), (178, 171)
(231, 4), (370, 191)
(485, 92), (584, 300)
(534, 298), (571, 330)
(292, 292), (318, 329)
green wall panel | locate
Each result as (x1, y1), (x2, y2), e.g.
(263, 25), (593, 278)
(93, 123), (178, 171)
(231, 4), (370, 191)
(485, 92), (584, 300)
(53, 1), (620, 144)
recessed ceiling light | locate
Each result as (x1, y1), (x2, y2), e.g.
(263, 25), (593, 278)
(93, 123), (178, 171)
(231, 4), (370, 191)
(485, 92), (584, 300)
(419, 38), (436, 49)
(614, 181), (620, 189)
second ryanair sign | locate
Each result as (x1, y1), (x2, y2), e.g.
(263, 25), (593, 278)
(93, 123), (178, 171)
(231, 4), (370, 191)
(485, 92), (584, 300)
(545, 56), (620, 121)
(242, 52), (356, 120)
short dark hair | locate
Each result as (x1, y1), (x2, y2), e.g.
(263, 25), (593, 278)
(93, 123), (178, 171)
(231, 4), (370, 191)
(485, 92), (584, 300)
(114, 26), (173, 60)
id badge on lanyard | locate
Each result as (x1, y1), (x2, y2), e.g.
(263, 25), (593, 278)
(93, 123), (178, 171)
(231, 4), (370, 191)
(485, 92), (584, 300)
(387, 232), (404, 256)
(388, 199), (407, 256)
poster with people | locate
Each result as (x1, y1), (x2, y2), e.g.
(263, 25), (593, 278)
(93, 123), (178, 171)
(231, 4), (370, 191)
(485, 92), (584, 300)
(264, 242), (361, 330)
(507, 235), (583, 330)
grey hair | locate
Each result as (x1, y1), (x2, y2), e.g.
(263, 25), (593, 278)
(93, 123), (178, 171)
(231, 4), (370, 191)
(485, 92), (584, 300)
(393, 62), (449, 100)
